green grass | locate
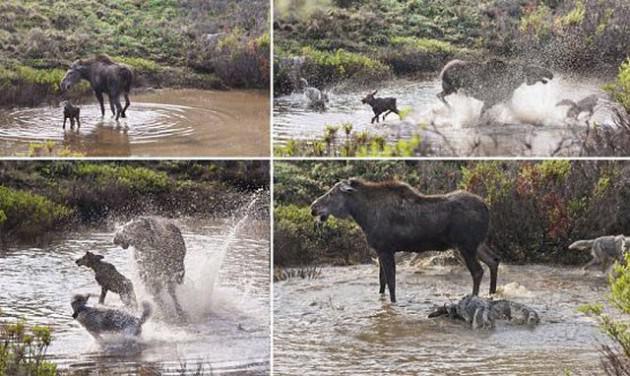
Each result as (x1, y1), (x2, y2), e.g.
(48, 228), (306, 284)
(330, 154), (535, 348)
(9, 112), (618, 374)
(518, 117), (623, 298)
(390, 36), (462, 54)
(75, 163), (171, 193)
(604, 58), (630, 113)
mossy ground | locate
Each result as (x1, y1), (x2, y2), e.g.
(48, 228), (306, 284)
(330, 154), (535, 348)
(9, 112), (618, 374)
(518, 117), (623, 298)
(0, 0), (269, 107)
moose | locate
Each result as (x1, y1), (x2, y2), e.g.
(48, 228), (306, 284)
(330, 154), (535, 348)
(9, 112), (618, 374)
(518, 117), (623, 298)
(361, 91), (400, 124)
(437, 59), (554, 116)
(310, 178), (499, 303)
(60, 55), (133, 121)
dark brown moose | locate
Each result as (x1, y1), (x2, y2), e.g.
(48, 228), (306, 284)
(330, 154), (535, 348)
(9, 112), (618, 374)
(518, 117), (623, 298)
(310, 178), (499, 303)
(437, 59), (553, 116)
(60, 55), (133, 121)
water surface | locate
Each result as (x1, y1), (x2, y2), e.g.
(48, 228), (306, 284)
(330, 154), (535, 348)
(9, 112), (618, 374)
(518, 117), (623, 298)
(274, 77), (619, 156)
(0, 217), (270, 375)
(0, 89), (269, 157)
(274, 261), (609, 375)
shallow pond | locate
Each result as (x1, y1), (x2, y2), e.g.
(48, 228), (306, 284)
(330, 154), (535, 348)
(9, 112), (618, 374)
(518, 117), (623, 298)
(0, 89), (269, 157)
(274, 77), (619, 156)
(0, 216), (270, 375)
(274, 261), (609, 375)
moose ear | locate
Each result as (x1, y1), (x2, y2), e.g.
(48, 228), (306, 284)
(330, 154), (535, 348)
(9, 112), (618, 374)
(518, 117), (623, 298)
(339, 180), (357, 193)
(372, 90), (378, 95)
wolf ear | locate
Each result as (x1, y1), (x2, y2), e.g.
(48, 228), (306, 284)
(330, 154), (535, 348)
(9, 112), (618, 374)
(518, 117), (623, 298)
(96, 254), (104, 260)
(372, 90), (378, 96)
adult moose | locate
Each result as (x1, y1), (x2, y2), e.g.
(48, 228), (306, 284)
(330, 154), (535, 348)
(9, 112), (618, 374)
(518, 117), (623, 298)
(310, 178), (499, 303)
(113, 216), (187, 318)
(60, 55), (133, 121)
(437, 59), (553, 116)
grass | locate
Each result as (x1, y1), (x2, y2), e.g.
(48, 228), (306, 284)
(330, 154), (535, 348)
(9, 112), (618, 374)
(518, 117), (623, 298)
(0, 0), (269, 106)
(275, 123), (430, 157)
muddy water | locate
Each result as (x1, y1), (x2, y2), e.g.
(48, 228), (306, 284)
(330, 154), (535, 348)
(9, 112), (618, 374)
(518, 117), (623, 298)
(0, 218), (270, 374)
(0, 89), (269, 157)
(274, 77), (617, 156)
(274, 261), (609, 375)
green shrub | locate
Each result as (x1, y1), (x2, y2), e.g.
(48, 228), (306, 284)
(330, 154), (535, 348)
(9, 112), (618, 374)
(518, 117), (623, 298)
(390, 36), (460, 54)
(274, 205), (370, 266)
(604, 58), (630, 113)
(0, 186), (72, 239)
(113, 56), (161, 73)
(0, 320), (56, 376)
(75, 163), (171, 193)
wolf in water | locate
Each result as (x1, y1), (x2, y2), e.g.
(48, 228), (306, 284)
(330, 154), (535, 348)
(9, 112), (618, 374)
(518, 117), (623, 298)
(71, 294), (151, 340)
(428, 295), (540, 329)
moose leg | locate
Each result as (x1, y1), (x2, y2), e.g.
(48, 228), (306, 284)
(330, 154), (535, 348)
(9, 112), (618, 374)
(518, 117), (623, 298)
(379, 252), (396, 303)
(477, 244), (499, 294)
(167, 282), (186, 319)
(461, 246), (484, 296)
(122, 93), (130, 118)
(108, 95), (116, 117)
(95, 91), (105, 117)
(392, 108), (400, 119)
(113, 95), (123, 121)
(382, 110), (391, 121)
(437, 91), (450, 107)
(76, 116), (81, 129)
(371, 115), (378, 124)
(379, 262), (386, 294)
(99, 288), (108, 304)
(63, 117), (67, 129)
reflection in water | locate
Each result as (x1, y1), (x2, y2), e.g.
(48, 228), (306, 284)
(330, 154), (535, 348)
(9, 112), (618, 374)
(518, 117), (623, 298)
(274, 262), (609, 375)
(274, 77), (618, 156)
(0, 218), (270, 374)
(0, 89), (269, 157)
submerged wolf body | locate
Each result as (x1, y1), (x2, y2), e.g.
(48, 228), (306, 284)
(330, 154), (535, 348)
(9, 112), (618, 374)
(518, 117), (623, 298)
(113, 216), (186, 317)
(428, 295), (540, 329)
(71, 294), (151, 339)
(569, 235), (630, 272)
(310, 178), (499, 303)
(438, 59), (554, 115)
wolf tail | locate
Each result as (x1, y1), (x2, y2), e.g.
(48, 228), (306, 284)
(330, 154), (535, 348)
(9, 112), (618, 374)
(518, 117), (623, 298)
(556, 99), (577, 108)
(568, 240), (594, 251)
(139, 302), (152, 325)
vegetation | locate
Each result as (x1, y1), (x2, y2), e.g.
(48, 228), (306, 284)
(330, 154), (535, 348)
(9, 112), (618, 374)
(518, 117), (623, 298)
(274, 160), (630, 266)
(274, 0), (630, 94)
(0, 161), (269, 244)
(0, 315), (56, 376)
(605, 59), (630, 113)
(275, 123), (430, 157)
(580, 253), (630, 374)
(0, 0), (269, 106)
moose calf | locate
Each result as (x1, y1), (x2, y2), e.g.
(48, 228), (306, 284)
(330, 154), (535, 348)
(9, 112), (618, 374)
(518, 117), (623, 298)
(75, 251), (137, 309)
(63, 101), (81, 129)
(361, 91), (400, 124)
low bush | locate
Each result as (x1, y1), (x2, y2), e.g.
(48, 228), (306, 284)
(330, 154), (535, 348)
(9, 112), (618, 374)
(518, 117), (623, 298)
(0, 186), (72, 241)
(0, 318), (56, 376)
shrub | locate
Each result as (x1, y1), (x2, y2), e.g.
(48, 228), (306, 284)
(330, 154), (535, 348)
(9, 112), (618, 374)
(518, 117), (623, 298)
(74, 163), (171, 193)
(0, 320), (56, 376)
(605, 58), (630, 113)
(0, 186), (73, 240)
(274, 205), (370, 266)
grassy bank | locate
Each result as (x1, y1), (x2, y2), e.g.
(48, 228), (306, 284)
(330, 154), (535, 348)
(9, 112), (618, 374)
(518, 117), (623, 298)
(0, 0), (269, 107)
(274, 160), (630, 267)
(274, 0), (629, 95)
(275, 122), (430, 157)
(0, 161), (269, 244)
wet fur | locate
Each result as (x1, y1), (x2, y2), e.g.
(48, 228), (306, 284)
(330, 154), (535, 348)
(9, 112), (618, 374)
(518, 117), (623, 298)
(429, 295), (539, 329)
(60, 54), (133, 121)
(113, 217), (186, 317)
(311, 178), (499, 303)
(75, 251), (137, 310)
(71, 294), (151, 339)
(361, 91), (400, 123)
(437, 59), (553, 116)
(62, 102), (81, 129)
(556, 94), (599, 119)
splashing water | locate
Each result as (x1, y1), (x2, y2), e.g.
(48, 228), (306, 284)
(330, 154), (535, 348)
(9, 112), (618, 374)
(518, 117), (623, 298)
(177, 191), (267, 321)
